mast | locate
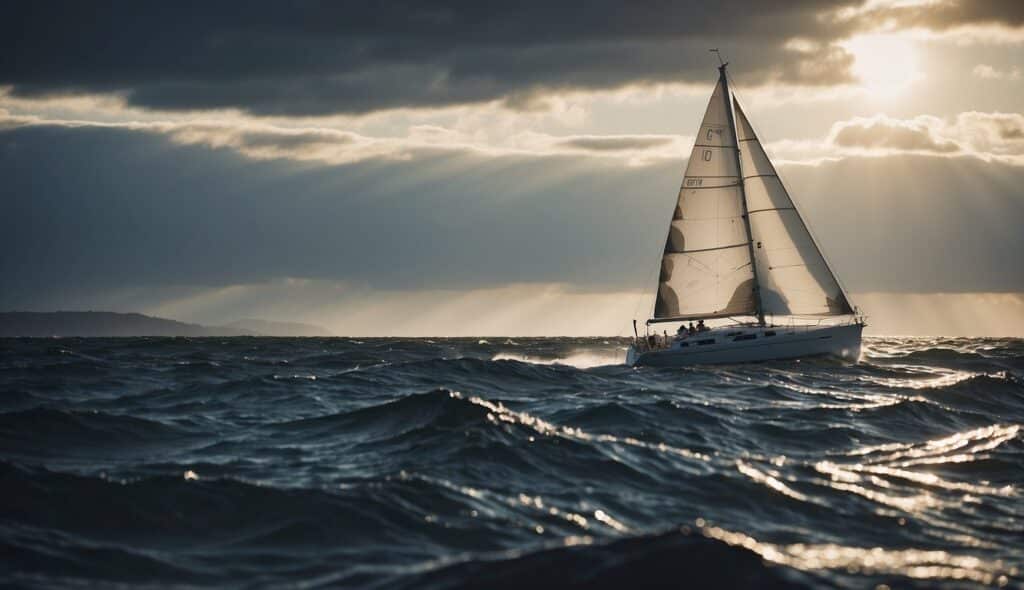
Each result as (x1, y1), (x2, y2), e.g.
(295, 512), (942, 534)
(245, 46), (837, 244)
(719, 63), (765, 326)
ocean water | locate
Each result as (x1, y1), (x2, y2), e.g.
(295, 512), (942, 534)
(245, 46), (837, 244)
(1, 337), (1022, 589)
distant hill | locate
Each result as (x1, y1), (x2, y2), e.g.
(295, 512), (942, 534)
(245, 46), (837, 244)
(0, 311), (254, 337)
(0, 311), (335, 337)
(221, 318), (333, 337)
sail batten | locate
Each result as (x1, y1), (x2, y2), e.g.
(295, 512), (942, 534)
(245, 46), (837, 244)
(651, 67), (758, 321)
(673, 242), (750, 254)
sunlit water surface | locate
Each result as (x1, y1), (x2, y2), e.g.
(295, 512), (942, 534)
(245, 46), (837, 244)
(1, 337), (1021, 588)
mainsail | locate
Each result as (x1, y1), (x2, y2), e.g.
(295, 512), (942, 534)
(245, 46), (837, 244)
(651, 63), (853, 324)
(652, 66), (757, 321)
(734, 99), (853, 317)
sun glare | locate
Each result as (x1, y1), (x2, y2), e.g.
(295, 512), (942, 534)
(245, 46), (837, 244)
(843, 34), (922, 97)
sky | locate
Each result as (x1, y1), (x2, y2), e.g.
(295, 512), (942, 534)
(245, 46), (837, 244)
(2, 0), (1023, 336)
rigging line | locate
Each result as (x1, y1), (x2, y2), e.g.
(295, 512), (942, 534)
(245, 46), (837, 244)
(667, 242), (750, 254)
(747, 206), (796, 214)
(681, 255), (718, 274)
(676, 281), (729, 296)
(773, 286), (829, 294)
(679, 183), (742, 191)
(635, 230), (666, 325)
(723, 263), (753, 275)
(669, 265), (753, 298)
(700, 260), (752, 280)
(631, 264), (659, 329)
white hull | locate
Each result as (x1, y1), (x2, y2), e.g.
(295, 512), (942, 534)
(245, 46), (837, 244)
(627, 323), (862, 367)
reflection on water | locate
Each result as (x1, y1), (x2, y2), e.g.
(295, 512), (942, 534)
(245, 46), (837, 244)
(703, 525), (1015, 586)
(0, 336), (1021, 588)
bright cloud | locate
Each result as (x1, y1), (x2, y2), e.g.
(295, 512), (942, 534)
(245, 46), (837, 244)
(763, 112), (1024, 166)
(6, 105), (1023, 169)
(972, 64), (1022, 80)
(830, 115), (959, 153)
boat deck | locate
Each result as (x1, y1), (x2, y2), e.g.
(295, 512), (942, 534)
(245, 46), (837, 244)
(628, 322), (863, 366)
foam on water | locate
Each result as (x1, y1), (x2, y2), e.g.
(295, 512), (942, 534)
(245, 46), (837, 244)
(491, 349), (625, 368)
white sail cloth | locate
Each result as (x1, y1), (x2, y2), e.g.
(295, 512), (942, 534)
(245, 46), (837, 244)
(652, 68), (853, 322)
(653, 74), (756, 320)
(734, 99), (853, 317)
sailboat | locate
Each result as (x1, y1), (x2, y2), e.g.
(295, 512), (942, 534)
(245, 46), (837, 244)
(627, 62), (864, 367)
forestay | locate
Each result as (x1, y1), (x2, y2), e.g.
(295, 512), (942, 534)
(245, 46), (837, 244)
(734, 99), (853, 316)
(653, 71), (756, 321)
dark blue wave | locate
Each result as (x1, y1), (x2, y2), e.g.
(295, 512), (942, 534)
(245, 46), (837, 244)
(0, 407), (192, 454)
(393, 528), (807, 590)
(0, 336), (1021, 588)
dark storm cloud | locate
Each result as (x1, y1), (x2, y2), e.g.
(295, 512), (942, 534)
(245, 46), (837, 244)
(846, 0), (1024, 32)
(0, 122), (681, 306)
(2, 0), (870, 116)
(560, 136), (674, 152)
(236, 129), (356, 149)
(1, 122), (1022, 312)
